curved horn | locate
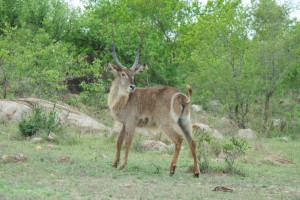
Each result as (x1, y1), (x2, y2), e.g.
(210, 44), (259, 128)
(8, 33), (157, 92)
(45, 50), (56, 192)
(131, 47), (140, 70)
(112, 44), (125, 69)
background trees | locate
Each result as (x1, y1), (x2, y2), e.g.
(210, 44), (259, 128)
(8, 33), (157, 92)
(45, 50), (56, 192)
(0, 0), (299, 135)
(250, 0), (298, 126)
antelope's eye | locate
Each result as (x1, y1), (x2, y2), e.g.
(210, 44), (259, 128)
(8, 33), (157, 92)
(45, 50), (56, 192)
(121, 72), (126, 77)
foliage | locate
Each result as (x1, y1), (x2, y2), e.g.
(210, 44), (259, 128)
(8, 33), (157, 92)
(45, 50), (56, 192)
(183, 0), (254, 128)
(0, 0), (77, 99)
(222, 137), (248, 172)
(0, 0), (299, 137)
(249, 0), (297, 125)
(194, 132), (212, 173)
(0, 24), (73, 98)
(19, 106), (63, 137)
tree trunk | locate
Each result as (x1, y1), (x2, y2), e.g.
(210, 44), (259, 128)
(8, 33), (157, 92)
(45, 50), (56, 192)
(264, 96), (270, 124)
(234, 104), (246, 129)
(264, 90), (274, 124)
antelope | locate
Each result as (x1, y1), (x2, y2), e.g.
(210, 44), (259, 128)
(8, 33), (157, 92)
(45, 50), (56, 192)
(107, 46), (200, 177)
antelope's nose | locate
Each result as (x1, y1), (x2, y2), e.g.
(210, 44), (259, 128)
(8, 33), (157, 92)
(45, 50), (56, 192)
(128, 84), (136, 91)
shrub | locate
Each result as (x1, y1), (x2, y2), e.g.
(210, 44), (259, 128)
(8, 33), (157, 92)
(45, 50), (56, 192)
(222, 137), (248, 173)
(19, 105), (63, 137)
(194, 132), (212, 173)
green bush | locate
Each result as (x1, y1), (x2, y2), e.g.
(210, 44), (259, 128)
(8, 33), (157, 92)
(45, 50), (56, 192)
(19, 106), (63, 137)
(194, 132), (212, 173)
(223, 137), (248, 173)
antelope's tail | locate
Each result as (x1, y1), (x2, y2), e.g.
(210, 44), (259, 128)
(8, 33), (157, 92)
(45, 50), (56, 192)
(178, 86), (192, 106)
(177, 86), (193, 143)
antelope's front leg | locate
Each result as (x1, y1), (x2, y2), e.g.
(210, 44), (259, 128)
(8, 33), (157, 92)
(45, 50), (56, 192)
(119, 130), (135, 170)
(112, 125), (126, 168)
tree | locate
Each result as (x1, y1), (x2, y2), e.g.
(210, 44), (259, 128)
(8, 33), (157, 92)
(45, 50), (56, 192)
(181, 0), (253, 128)
(0, 0), (77, 98)
(68, 0), (195, 87)
(250, 0), (297, 125)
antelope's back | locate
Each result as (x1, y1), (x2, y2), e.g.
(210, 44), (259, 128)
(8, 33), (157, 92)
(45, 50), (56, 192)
(130, 86), (189, 124)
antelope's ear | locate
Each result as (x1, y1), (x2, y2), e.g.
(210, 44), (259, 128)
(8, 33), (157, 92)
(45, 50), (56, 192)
(134, 63), (147, 75)
(107, 62), (118, 75)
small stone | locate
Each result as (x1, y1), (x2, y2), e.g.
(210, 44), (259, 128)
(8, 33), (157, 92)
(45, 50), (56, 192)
(243, 156), (254, 164)
(193, 123), (224, 139)
(262, 155), (292, 165)
(213, 186), (233, 192)
(35, 145), (42, 150)
(191, 104), (203, 112)
(31, 137), (43, 143)
(141, 140), (169, 153)
(1, 153), (27, 163)
(48, 132), (57, 140)
(124, 184), (133, 188)
(57, 156), (71, 163)
(237, 128), (256, 140)
(281, 136), (288, 142)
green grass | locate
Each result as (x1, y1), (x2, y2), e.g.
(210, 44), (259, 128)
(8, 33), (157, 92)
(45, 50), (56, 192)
(0, 124), (300, 199)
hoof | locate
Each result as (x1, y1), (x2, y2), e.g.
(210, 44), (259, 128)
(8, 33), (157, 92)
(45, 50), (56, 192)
(194, 172), (200, 178)
(169, 165), (176, 176)
(112, 163), (118, 168)
(119, 165), (125, 170)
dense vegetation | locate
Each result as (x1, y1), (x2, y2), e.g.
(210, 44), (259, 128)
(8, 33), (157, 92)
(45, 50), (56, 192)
(0, 0), (299, 136)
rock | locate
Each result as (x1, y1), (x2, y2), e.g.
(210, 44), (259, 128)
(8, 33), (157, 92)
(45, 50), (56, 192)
(271, 118), (287, 131)
(141, 140), (169, 153)
(124, 184), (133, 188)
(192, 123), (224, 139)
(213, 186), (233, 192)
(45, 144), (60, 150)
(100, 153), (107, 159)
(243, 156), (254, 164)
(237, 128), (256, 140)
(1, 153), (28, 163)
(57, 156), (71, 163)
(31, 137), (43, 143)
(209, 100), (223, 111)
(63, 111), (109, 133)
(0, 100), (32, 122)
(35, 145), (43, 150)
(48, 132), (56, 140)
(191, 104), (203, 113)
(111, 121), (160, 137)
(0, 98), (111, 133)
(262, 155), (293, 165)
(168, 144), (184, 152)
(213, 117), (239, 135)
(272, 119), (282, 127)
(280, 136), (289, 142)
(217, 151), (226, 159)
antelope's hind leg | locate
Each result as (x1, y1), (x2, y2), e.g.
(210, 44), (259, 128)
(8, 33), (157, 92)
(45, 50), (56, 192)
(178, 118), (200, 177)
(112, 125), (126, 168)
(188, 139), (200, 177)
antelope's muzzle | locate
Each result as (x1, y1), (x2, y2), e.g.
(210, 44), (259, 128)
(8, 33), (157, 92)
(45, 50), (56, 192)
(128, 84), (136, 91)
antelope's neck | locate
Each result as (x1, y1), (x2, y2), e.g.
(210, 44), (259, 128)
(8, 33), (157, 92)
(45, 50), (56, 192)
(108, 83), (130, 112)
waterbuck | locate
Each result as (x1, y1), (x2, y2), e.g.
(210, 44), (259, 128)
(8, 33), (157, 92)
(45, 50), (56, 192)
(107, 46), (200, 177)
